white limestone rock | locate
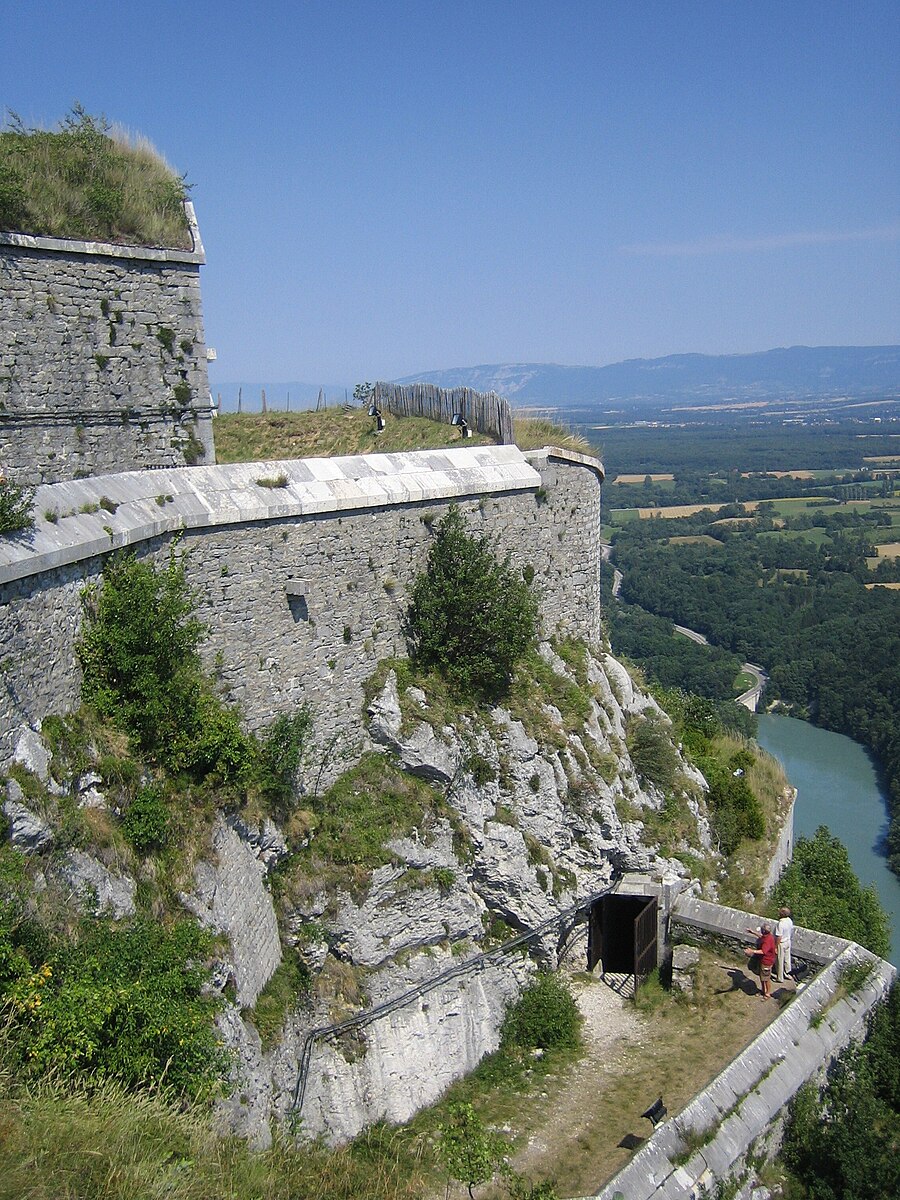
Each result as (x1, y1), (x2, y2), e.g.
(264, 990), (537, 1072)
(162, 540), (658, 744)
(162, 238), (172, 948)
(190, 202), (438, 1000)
(331, 865), (485, 968)
(367, 669), (402, 741)
(3, 788), (54, 854)
(180, 817), (282, 1007)
(58, 850), (136, 918)
(228, 815), (289, 870)
(13, 726), (52, 783)
(367, 673), (460, 783)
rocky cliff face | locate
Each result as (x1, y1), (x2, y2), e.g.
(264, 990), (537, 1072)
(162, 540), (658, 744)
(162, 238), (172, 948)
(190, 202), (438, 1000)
(195, 643), (714, 1145)
(3, 643), (715, 1146)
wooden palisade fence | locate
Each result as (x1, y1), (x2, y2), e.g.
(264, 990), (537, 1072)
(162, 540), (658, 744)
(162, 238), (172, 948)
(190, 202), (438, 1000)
(371, 382), (514, 444)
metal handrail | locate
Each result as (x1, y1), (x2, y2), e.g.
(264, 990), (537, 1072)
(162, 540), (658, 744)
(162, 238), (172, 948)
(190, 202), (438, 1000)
(289, 881), (614, 1123)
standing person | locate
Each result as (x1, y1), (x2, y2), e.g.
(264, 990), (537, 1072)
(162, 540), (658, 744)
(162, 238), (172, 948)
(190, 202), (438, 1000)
(744, 923), (777, 998)
(775, 907), (794, 982)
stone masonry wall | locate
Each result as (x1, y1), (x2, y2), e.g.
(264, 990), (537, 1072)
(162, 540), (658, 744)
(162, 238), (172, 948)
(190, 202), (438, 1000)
(0, 205), (214, 486)
(0, 447), (603, 768)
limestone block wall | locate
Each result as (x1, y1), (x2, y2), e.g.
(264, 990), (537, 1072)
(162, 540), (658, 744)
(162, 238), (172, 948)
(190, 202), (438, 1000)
(0, 446), (604, 767)
(0, 204), (214, 485)
(763, 787), (796, 894)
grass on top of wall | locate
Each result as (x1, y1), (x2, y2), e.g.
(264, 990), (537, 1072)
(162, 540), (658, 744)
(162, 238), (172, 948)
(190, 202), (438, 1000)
(0, 106), (191, 249)
(214, 408), (594, 464)
(213, 408), (494, 462)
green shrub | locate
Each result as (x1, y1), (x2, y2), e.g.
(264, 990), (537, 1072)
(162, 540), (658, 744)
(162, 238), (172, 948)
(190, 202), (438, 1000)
(77, 550), (252, 782)
(246, 951), (311, 1049)
(0, 478), (35, 534)
(5, 917), (224, 1099)
(466, 753), (496, 786)
(408, 506), (539, 699)
(254, 707), (312, 810)
(439, 1101), (510, 1199)
(501, 973), (582, 1052)
(698, 756), (765, 855)
(772, 826), (890, 957)
(121, 784), (170, 854)
(627, 713), (680, 790)
(172, 380), (191, 406)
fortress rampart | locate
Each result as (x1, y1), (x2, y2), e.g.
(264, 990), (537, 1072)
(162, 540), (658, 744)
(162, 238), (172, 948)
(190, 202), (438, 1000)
(0, 444), (603, 763)
(0, 203), (214, 486)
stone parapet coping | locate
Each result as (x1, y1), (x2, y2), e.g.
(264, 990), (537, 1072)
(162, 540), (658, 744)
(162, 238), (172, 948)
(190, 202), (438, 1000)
(586, 897), (896, 1200)
(0, 445), (542, 584)
(526, 445), (606, 483)
(0, 201), (205, 265)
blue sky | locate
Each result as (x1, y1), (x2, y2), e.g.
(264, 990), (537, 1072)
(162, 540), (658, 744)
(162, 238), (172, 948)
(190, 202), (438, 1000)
(4, 1), (898, 387)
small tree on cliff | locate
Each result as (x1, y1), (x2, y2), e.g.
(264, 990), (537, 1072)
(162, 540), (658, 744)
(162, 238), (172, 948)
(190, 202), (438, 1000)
(408, 506), (538, 699)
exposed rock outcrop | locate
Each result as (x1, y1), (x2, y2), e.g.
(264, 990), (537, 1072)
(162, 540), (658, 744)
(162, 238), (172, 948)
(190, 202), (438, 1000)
(208, 645), (716, 1145)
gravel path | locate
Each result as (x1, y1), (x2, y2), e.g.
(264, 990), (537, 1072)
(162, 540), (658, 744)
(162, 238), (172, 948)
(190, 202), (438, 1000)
(512, 975), (645, 1178)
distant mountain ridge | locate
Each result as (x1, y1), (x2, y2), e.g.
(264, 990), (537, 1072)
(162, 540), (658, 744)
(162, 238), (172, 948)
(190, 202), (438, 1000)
(396, 346), (900, 407)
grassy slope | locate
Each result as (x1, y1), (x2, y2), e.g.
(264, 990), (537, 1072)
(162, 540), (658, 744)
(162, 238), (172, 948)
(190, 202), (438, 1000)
(214, 409), (591, 464)
(0, 111), (190, 248)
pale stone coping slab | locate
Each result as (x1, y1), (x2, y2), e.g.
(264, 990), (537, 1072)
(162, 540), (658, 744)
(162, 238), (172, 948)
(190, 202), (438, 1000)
(586, 901), (897, 1200)
(526, 445), (606, 483)
(0, 201), (205, 264)
(671, 895), (852, 965)
(0, 445), (543, 584)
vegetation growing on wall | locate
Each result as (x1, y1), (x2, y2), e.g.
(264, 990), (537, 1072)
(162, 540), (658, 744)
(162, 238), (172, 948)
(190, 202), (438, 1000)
(782, 982), (900, 1199)
(409, 506), (539, 698)
(0, 106), (191, 248)
(0, 476), (34, 534)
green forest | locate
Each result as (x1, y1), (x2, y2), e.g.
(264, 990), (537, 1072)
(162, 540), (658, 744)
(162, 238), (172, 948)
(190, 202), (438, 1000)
(607, 501), (900, 875)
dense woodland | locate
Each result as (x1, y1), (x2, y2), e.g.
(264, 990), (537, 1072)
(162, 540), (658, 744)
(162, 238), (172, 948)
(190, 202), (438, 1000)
(608, 502), (900, 875)
(587, 421), (900, 477)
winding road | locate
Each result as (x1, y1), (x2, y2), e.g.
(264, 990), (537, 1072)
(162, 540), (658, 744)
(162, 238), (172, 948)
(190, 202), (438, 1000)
(602, 543), (768, 710)
(672, 625), (768, 711)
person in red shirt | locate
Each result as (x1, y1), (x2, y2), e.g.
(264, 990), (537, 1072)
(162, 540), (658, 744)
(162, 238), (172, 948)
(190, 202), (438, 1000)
(744, 923), (777, 999)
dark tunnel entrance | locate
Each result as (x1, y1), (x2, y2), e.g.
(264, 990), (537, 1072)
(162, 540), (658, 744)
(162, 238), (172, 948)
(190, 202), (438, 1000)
(587, 892), (658, 983)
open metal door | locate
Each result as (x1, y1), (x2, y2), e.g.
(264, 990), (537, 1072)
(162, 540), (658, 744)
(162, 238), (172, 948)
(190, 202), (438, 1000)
(634, 896), (658, 985)
(587, 892), (659, 983)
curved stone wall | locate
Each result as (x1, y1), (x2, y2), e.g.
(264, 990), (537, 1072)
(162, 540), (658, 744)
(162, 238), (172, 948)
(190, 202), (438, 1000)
(0, 445), (604, 766)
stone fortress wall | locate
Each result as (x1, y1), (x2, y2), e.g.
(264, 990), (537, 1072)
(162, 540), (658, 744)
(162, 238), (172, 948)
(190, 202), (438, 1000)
(0, 203), (214, 486)
(0, 444), (603, 765)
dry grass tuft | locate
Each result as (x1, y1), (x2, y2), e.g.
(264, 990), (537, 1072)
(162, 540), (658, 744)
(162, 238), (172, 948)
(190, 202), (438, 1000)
(0, 107), (190, 248)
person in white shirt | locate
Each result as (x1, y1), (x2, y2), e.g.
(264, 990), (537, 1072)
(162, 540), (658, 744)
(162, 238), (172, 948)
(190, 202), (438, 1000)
(775, 906), (794, 982)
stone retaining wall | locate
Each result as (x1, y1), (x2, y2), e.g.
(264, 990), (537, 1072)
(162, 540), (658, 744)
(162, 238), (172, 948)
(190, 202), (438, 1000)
(0, 204), (213, 485)
(0, 445), (603, 768)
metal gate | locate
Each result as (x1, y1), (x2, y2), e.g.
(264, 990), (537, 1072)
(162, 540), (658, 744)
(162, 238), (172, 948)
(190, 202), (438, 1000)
(633, 896), (658, 985)
(586, 893), (658, 983)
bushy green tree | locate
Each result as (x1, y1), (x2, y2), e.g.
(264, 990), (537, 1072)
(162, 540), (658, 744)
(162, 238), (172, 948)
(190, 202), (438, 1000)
(77, 551), (252, 779)
(439, 1101), (510, 1200)
(626, 713), (680, 791)
(772, 826), (890, 957)
(408, 507), (538, 698)
(501, 973), (582, 1052)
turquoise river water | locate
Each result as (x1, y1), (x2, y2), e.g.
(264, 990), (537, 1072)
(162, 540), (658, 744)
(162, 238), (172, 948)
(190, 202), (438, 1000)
(757, 713), (900, 967)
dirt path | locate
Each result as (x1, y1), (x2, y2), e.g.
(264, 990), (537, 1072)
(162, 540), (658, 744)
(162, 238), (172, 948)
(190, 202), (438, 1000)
(505, 954), (793, 1198)
(513, 977), (643, 1178)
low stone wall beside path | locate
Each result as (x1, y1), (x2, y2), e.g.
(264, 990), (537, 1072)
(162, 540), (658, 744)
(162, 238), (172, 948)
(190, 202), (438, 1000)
(588, 896), (896, 1200)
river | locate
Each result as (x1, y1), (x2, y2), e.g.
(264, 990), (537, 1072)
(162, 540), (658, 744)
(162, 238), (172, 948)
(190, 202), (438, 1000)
(757, 713), (900, 966)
